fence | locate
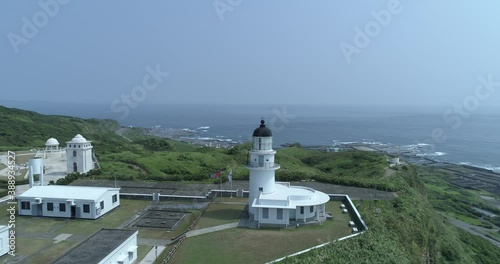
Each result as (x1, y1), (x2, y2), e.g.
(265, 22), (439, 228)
(267, 194), (367, 263)
(161, 192), (217, 263)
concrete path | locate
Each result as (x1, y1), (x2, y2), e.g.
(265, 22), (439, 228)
(138, 238), (171, 246)
(140, 245), (166, 264)
(438, 212), (500, 248)
(185, 222), (239, 238)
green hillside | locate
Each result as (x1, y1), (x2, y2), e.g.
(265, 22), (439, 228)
(0, 105), (121, 150)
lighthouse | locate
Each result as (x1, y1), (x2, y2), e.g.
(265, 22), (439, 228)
(245, 119), (330, 228)
(246, 119), (280, 215)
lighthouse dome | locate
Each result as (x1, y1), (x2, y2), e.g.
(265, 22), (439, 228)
(252, 120), (273, 137)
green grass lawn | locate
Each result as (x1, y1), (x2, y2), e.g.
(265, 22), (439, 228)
(194, 201), (246, 230)
(27, 240), (79, 264)
(170, 201), (353, 264)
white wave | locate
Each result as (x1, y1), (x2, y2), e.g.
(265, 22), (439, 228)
(458, 162), (500, 173)
(361, 141), (386, 146)
(416, 152), (447, 157)
(334, 141), (359, 145)
(197, 126), (210, 130)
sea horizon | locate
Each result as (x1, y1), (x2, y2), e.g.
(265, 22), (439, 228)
(2, 101), (499, 172)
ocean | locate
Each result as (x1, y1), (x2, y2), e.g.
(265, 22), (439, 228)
(3, 102), (500, 172)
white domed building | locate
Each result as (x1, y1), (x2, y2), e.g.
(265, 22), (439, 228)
(247, 120), (330, 228)
(66, 134), (94, 174)
(45, 137), (60, 152)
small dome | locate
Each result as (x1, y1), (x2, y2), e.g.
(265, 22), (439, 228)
(70, 134), (87, 143)
(252, 119), (273, 137)
(45, 137), (59, 146)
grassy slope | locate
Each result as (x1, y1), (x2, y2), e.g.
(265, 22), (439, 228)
(283, 166), (500, 264)
(0, 105), (121, 150)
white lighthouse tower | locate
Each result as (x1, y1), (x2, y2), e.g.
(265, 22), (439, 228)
(245, 119), (330, 228)
(246, 120), (280, 215)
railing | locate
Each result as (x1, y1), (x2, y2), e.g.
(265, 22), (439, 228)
(246, 162), (280, 169)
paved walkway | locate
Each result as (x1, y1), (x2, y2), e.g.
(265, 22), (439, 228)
(140, 245), (166, 264)
(185, 222), (239, 238)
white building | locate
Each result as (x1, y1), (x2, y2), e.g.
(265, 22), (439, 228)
(45, 137), (60, 152)
(17, 186), (120, 219)
(246, 120), (330, 227)
(52, 229), (138, 264)
(66, 134), (93, 173)
(0, 225), (9, 257)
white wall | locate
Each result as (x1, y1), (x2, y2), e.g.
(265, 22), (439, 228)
(99, 231), (138, 264)
(17, 189), (119, 220)
(95, 190), (120, 219)
(258, 208), (289, 226)
(295, 205), (316, 221)
(249, 170), (276, 215)
(66, 143), (93, 174)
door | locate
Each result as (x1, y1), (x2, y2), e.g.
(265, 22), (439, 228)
(258, 155), (264, 167)
(71, 206), (76, 218)
(33, 204), (43, 216)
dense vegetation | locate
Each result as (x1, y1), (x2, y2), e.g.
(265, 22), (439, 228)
(0, 105), (120, 150)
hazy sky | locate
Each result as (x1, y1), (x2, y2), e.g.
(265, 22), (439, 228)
(1, 0), (500, 107)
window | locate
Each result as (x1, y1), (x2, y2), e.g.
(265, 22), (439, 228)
(59, 203), (66, 212)
(21, 201), (30, 210)
(78, 145), (80, 148)
(100, 201), (104, 210)
(300, 206), (304, 214)
(83, 204), (90, 213)
(47, 202), (54, 211)
(310, 206), (314, 213)
(128, 251), (134, 260)
(73, 150), (76, 157)
(277, 209), (283, 220)
(73, 162), (77, 172)
(262, 208), (269, 219)
(259, 187), (263, 192)
(258, 138), (261, 150)
(112, 194), (118, 203)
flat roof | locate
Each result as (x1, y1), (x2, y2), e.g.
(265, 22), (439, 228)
(18, 186), (120, 201)
(252, 183), (330, 209)
(52, 229), (137, 264)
